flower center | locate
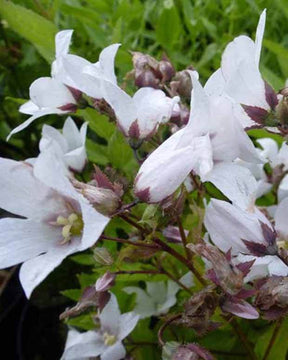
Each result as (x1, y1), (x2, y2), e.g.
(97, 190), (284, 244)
(56, 213), (83, 244)
(103, 332), (117, 346)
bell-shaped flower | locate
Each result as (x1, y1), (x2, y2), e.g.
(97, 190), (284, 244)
(85, 76), (180, 140)
(134, 73), (259, 204)
(205, 10), (279, 129)
(54, 30), (121, 99)
(8, 77), (78, 140)
(39, 117), (87, 172)
(204, 198), (288, 281)
(61, 293), (139, 360)
(123, 273), (192, 319)
(0, 153), (109, 298)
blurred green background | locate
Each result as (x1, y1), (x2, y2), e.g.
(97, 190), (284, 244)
(1, 0), (288, 160)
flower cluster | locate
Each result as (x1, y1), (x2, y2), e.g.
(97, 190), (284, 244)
(2, 8), (288, 359)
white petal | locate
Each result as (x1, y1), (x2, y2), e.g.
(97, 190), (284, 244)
(123, 287), (156, 319)
(133, 87), (179, 137)
(278, 174), (288, 202)
(62, 54), (101, 96)
(275, 197), (288, 239)
(19, 240), (79, 298)
(99, 293), (121, 335)
(78, 197), (110, 250)
(7, 108), (63, 140)
(255, 9), (266, 66)
(257, 138), (278, 165)
(0, 157), (66, 220)
(19, 100), (39, 115)
(98, 43), (121, 84)
(61, 329), (105, 360)
(40, 124), (67, 153)
(63, 117), (83, 149)
(118, 312), (139, 340)
(204, 163), (257, 211)
(267, 257), (288, 276)
(64, 146), (87, 172)
(204, 199), (270, 254)
(55, 30), (73, 58)
(204, 68), (225, 96)
(103, 81), (136, 135)
(30, 77), (76, 108)
(101, 341), (125, 360)
(146, 281), (167, 304)
(0, 218), (59, 269)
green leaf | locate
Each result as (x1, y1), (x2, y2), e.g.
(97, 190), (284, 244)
(66, 313), (96, 331)
(61, 289), (82, 301)
(107, 129), (137, 173)
(155, 0), (181, 49)
(80, 108), (115, 140)
(0, 0), (57, 62)
(263, 39), (288, 77)
(70, 253), (95, 266)
(86, 139), (109, 165)
(255, 319), (288, 360)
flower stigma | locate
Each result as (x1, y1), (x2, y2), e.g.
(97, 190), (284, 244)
(56, 213), (83, 244)
(103, 332), (117, 346)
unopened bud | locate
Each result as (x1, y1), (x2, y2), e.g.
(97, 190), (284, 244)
(73, 179), (121, 216)
(173, 344), (215, 360)
(158, 58), (175, 82)
(276, 97), (288, 133)
(171, 70), (193, 99)
(95, 271), (116, 292)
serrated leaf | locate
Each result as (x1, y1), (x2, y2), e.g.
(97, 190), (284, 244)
(86, 139), (109, 165)
(0, 0), (57, 62)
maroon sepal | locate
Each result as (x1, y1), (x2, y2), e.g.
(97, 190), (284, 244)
(235, 288), (257, 299)
(135, 187), (150, 203)
(206, 269), (221, 287)
(128, 120), (140, 139)
(236, 259), (256, 277)
(58, 103), (78, 112)
(263, 307), (288, 321)
(242, 104), (268, 125)
(242, 239), (269, 256)
(260, 221), (277, 247)
(265, 81), (278, 110)
(67, 85), (82, 102)
(93, 165), (115, 191)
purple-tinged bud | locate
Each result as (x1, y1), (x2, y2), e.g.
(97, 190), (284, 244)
(221, 296), (259, 319)
(163, 225), (186, 243)
(158, 57), (175, 83)
(132, 51), (161, 88)
(255, 276), (288, 320)
(93, 247), (114, 266)
(276, 96), (288, 134)
(189, 243), (244, 295)
(135, 70), (160, 88)
(60, 286), (100, 320)
(170, 70), (193, 99)
(95, 271), (116, 292)
(173, 344), (215, 360)
(178, 287), (219, 335)
(265, 82), (278, 110)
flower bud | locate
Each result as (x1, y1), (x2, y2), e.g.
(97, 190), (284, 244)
(170, 70), (193, 99)
(158, 57), (175, 82)
(95, 271), (116, 292)
(72, 179), (121, 216)
(173, 344), (215, 360)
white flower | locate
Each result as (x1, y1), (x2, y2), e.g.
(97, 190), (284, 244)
(39, 117), (88, 172)
(204, 198), (288, 281)
(8, 77), (78, 140)
(124, 273), (192, 319)
(54, 30), (121, 99)
(205, 10), (279, 129)
(0, 153), (109, 298)
(134, 73), (259, 204)
(61, 294), (139, 360)
(101, 83), (179, 140)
